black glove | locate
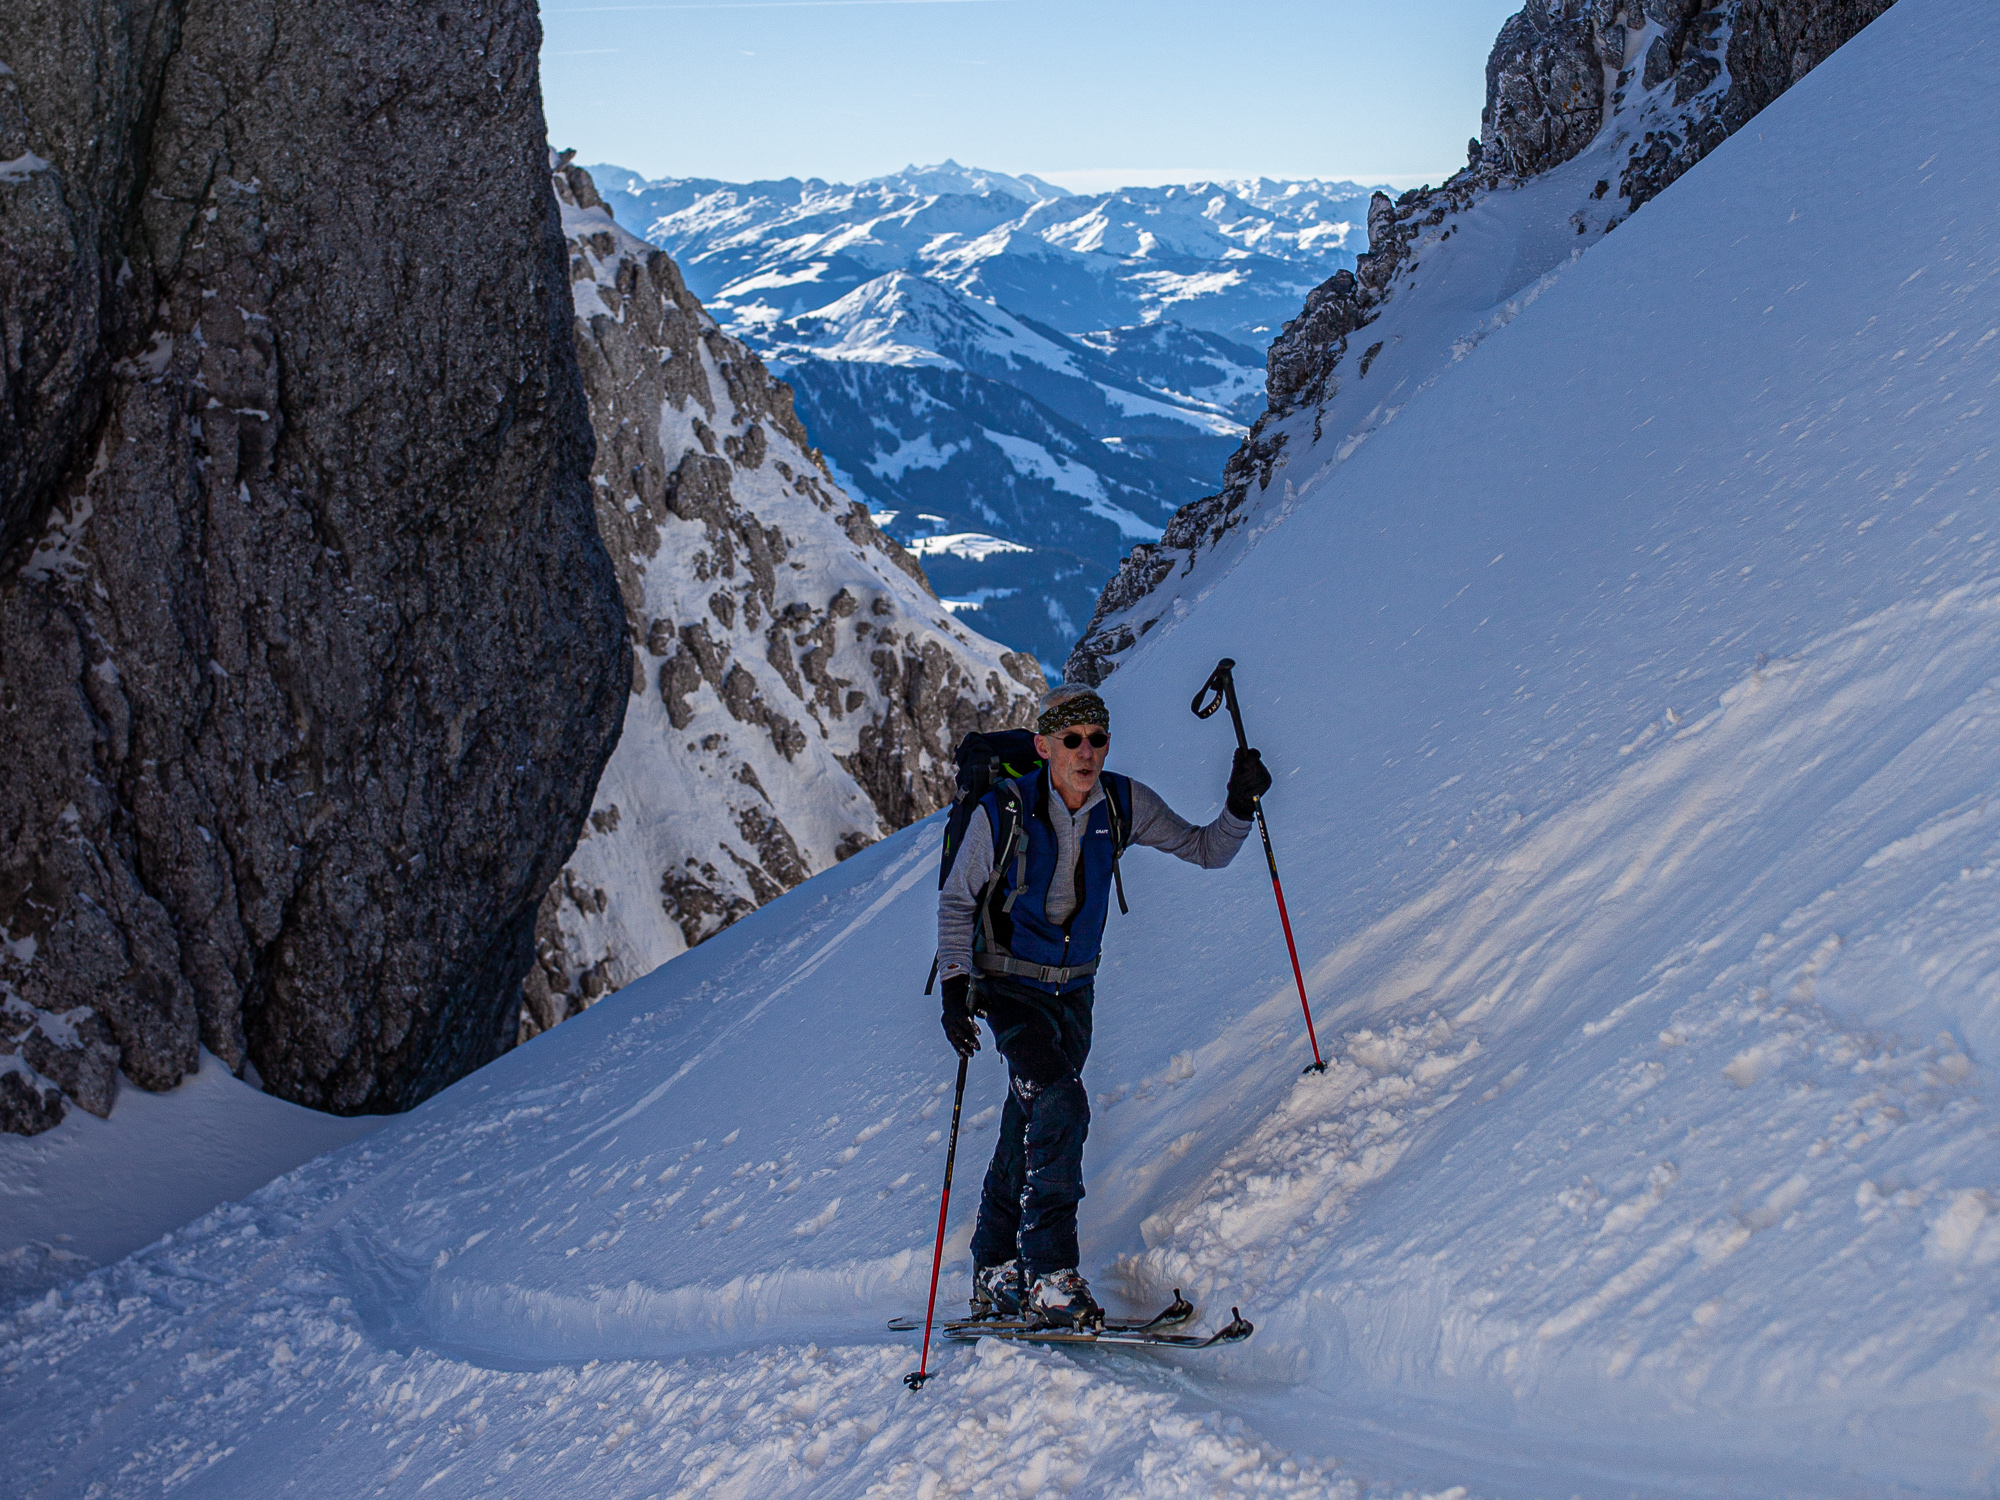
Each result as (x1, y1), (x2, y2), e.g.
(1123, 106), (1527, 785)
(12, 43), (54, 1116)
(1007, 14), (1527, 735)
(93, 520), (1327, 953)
(1227, 746), (1272, 820)
(941, 975), (981, 1058)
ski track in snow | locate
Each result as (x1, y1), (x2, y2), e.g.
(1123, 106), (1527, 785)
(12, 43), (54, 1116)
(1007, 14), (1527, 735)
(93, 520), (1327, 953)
(8, 3), (2000, 1495)
(9, 1278), (1355, 1499)
(0, 956), (1416, 1500)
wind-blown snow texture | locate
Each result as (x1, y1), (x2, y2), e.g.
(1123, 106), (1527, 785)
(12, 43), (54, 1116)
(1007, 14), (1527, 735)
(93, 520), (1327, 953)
(6, 2), (1999, 1493)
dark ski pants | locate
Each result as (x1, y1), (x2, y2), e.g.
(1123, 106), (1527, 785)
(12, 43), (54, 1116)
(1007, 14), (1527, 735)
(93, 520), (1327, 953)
(968, 977), (1093, 1277)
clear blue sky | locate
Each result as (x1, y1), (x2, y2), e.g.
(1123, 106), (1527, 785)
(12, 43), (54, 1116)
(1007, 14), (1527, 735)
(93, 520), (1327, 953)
(540, 0), (1526, 189)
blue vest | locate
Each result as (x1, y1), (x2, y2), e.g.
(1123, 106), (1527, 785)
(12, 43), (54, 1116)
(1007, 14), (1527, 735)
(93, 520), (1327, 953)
(974, 768), (1131, 996)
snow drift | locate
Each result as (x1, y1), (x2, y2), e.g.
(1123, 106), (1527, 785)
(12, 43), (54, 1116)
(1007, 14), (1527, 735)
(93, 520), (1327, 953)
(5, 1), (1998, 1494)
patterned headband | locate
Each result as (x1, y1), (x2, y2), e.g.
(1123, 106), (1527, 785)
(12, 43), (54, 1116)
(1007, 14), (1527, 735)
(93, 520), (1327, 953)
(1038, 694), (1110, 736)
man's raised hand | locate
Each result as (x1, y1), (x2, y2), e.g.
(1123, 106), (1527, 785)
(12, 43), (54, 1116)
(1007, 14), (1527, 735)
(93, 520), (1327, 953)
(1227, 747), (1273, 819)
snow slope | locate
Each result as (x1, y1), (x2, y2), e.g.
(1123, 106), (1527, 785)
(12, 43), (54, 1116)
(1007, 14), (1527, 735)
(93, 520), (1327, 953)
(0, 1051), (378, 1300)
(7, 3), (1999, 1494)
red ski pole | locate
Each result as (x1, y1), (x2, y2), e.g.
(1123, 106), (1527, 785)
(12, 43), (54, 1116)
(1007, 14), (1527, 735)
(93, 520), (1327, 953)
(1193, 658), (1327, 1074)
(904, 1052), (969, 1390)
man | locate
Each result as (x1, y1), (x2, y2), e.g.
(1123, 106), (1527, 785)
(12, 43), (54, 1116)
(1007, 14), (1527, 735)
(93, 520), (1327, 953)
(937, 682), (1272, 1329)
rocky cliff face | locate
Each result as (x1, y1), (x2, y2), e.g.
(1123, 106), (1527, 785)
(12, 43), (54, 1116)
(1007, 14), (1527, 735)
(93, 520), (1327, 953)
(0, 1), (630, 1133)
(1066, 0), (1896, 686)
(1480, 0), (1897, 203)
(522, 164), (1040, 1037)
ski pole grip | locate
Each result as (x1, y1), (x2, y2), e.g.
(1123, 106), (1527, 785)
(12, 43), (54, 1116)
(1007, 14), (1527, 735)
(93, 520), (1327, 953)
(1221, 671), (1249, 750)
(1191, 658), (1235, 720)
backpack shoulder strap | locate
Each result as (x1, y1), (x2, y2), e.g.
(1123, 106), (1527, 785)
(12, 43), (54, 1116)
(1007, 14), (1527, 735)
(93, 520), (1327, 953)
(1103, 772), (1133, 916)
(991, 778), (1030, 913)
(938, 802), (970, 890)
(1102, 773), (1133, 855)
(975, 778), (1032, 962)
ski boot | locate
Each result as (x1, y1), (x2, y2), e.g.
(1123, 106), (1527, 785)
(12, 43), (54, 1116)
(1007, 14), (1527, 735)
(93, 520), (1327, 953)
(969, 1260), (1024, 1321)
(1026, 1267), (1104, 1331)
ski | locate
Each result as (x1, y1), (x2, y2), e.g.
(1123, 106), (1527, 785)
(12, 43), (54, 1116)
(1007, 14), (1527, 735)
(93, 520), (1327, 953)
(889, 1288), (1195, 1337)
(891, 1293), (1252, 1350)
(944, 1307), (1253, 1350)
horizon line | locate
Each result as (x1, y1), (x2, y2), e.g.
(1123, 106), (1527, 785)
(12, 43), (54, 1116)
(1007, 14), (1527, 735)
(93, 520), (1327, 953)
(571, 159), (1456, 194)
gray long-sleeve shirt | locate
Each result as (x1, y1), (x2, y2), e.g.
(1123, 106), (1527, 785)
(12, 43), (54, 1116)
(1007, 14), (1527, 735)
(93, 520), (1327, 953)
(936, 777), (1251, 982)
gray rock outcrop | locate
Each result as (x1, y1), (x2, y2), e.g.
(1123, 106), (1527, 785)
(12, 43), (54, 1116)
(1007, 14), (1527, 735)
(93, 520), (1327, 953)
(0, 0), (629, 1133)
(523, 164), (1039, 1036)
(1066, 0), (1895, 686)
(1483, 1), (1608, 179)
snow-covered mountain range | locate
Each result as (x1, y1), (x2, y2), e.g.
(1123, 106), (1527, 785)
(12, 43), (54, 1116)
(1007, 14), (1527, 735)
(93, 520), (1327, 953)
(592, 160), (1374, 340)
(526, 160), (1040, 1033)
(11, 4), (1996, 1491)
(584, 161), (1383, 672)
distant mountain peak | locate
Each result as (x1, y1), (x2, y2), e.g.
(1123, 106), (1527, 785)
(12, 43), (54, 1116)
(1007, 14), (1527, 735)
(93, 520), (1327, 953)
(859, 160), (1071, 204)
(774, 270), (1050, 372)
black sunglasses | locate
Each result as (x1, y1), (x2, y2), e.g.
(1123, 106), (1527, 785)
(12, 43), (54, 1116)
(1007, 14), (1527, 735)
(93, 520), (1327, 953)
(1059, 731), (1109, 749)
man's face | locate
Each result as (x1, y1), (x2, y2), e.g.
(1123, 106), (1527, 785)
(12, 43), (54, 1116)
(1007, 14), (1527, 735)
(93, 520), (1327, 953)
(1036, 722), (1108, 804)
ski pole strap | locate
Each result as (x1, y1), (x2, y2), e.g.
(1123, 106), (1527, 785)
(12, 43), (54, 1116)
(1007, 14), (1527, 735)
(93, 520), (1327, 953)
(1191, 658), (1234, 719)
(973, 953), (1100, 985)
